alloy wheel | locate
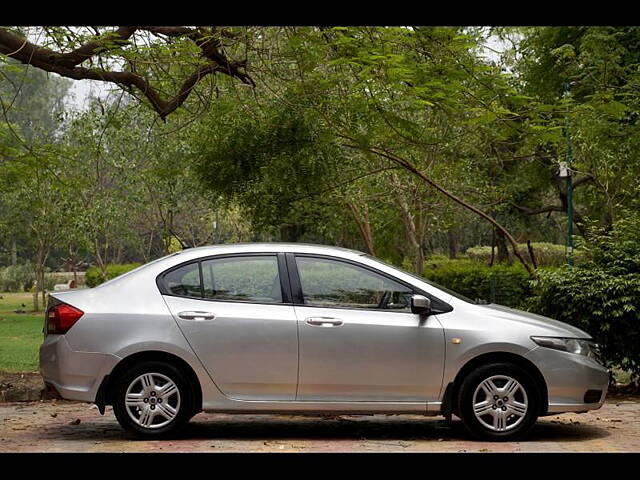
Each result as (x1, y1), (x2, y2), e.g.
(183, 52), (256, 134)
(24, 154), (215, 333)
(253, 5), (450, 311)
(124, 372), (181, 429)
(472, 375), (528, 432)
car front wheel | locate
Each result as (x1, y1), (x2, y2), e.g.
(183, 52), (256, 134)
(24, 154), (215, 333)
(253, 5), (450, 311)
(112, 361), (193, 438)
(457, 362), (540, 441)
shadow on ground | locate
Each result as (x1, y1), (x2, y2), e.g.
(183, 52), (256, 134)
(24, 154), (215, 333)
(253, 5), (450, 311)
(36, 414), (611, 444)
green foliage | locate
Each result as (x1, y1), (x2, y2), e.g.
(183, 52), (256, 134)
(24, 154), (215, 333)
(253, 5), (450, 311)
(0, 263), (34, 292)
(527, 215), (640, 380)
(529, 267), (640, 380)
(3, 27), (640, 374)
(422, 258), (535, 307)
(85, 263), (141, 288)
(466, 243), (579, 267)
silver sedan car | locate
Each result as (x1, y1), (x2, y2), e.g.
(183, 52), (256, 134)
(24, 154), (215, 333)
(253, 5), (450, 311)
(39, 243), (609, 440)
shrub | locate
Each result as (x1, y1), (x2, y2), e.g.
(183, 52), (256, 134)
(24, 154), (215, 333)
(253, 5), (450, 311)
(85, 263), (142, 287)
(527, 266), (640, 381)
(466, 242), (581, 266)
(526, 215), (640, 381)
(422, 258), (535, 308)
(0, 263), (35, 292)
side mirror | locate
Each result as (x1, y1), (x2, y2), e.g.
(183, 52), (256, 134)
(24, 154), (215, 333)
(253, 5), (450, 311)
(411, 294), (431, 315)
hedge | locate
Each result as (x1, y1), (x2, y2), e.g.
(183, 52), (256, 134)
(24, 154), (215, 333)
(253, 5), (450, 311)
(422, 258), (536, 308)
(466, 242), (581, 267)
(0, 263), (35, 292)
(527, 266), (640, 381)
(85, 263), (142, 288)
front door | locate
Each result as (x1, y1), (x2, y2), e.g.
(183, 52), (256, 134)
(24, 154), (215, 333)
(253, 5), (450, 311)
(161, 254), (298, 401)
(290, 254), (445, 402)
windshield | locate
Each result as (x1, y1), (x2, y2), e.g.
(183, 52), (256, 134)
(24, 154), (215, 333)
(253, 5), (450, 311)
(363, 255), (479, 304)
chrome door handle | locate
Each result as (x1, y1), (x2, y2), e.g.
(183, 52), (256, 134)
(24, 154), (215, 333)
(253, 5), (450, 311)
(178, 311), (216, 321)
(305, 317), (343, 327)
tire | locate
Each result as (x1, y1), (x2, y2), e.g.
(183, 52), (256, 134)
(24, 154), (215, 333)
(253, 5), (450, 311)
(457, 362), (540, 441)
(112, 360), (193, 438)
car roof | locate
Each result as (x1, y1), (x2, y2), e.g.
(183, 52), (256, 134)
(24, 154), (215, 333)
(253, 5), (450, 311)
(173, 243), (367, 258)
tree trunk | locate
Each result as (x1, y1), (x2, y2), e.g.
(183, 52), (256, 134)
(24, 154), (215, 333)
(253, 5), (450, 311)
(527, 240), (538, 270)
(32, 246), (45, 312)
(447, 228), (457, 259)
(346, 202), (376, 256)
(10, 237), (17, 266)
(32, 287), (39, 312)
(40, 270), (46, 308)
(496, 230), (510, 263)
(279, 224), (305, 242)
(489, 229), (496, 267)
(390, 175), (424, 275)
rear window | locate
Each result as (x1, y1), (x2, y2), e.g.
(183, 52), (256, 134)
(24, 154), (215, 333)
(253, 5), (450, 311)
(163, 262), (202, 297)
(160, 255), (282, 304)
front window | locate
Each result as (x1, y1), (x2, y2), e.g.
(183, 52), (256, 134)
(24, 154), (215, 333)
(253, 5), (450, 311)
(295, 256), (413, 311)
(364, 254), (477, 304)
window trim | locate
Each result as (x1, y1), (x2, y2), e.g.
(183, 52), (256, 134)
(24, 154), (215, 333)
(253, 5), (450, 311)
(287, 253), (453, 314)
(156, 252), (293, 306)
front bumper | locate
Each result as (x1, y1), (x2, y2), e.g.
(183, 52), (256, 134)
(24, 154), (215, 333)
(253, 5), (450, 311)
(525, 346), (609, 414)
(39, 335), (120, 403)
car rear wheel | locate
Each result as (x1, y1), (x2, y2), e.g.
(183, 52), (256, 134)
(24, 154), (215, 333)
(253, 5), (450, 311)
(112, 361), (193, 438)
(457, 362), (540, 441)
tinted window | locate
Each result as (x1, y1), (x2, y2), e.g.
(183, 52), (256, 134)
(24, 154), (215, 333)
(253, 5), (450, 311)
(364, 254), (475, 304)
(201, 256), (282, 303)
(295, 257), (413, 310)
(163, 262), (202, 297)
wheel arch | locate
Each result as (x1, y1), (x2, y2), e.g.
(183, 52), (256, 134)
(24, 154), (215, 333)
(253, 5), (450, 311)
(442, 351), (548, 418)
(96, 350), (203, 416)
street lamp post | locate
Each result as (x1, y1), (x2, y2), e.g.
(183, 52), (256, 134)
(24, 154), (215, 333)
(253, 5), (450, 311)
(562, 82), (574, 266)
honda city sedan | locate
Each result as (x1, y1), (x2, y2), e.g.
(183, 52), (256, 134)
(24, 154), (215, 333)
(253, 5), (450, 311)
(39, 243), (609, 440)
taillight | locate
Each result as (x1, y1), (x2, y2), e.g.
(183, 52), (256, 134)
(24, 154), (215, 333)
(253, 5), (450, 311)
(46, 303), (84, 334)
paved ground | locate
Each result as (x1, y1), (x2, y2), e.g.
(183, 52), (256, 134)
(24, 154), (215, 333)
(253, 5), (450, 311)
(1, 398), (639, 452)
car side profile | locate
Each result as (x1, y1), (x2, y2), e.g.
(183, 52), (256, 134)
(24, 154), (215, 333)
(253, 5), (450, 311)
(39, 243), (609, 440)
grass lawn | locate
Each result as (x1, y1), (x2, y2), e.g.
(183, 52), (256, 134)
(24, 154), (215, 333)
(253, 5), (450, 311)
(0, 292), (43, 373)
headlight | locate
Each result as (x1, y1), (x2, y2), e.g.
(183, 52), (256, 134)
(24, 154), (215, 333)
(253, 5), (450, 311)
(531, 336), (600, 360)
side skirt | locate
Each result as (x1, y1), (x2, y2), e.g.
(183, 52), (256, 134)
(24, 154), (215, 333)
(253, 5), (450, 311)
(202, 400), (443, 416)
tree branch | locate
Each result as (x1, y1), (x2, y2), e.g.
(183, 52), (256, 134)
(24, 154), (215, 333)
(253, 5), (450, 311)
(0, 27), (254, 119)
(341, 140), (535, 275)
(513, 204), (565, 215)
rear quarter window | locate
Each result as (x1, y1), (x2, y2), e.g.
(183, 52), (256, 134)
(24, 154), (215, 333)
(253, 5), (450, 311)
(163, 262), (202, 297)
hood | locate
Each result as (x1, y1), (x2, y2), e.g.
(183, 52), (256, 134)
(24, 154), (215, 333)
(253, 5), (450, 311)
(476, 303), (591, 339)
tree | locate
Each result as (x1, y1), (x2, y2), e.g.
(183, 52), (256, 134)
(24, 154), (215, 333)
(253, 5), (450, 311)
(508, 27), (640, 236)
(261, 27), (538, 273)
(0, 26), (254, 120)
(0, 60), (73, 308)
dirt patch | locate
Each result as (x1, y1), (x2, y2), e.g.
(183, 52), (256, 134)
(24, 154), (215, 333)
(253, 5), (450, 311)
(0, 372), (46, 402)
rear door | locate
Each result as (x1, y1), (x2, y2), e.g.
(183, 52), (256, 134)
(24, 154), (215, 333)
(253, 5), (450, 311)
(160, 253), (298, 401)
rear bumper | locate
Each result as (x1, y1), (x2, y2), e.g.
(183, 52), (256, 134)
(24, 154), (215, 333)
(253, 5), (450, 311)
(525, 346), (609, 414)
(39, 335), (120, 403)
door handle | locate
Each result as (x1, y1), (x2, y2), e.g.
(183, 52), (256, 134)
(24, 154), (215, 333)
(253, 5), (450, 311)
(305, 317), (343, 327)
(178, 311), (216, 321)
